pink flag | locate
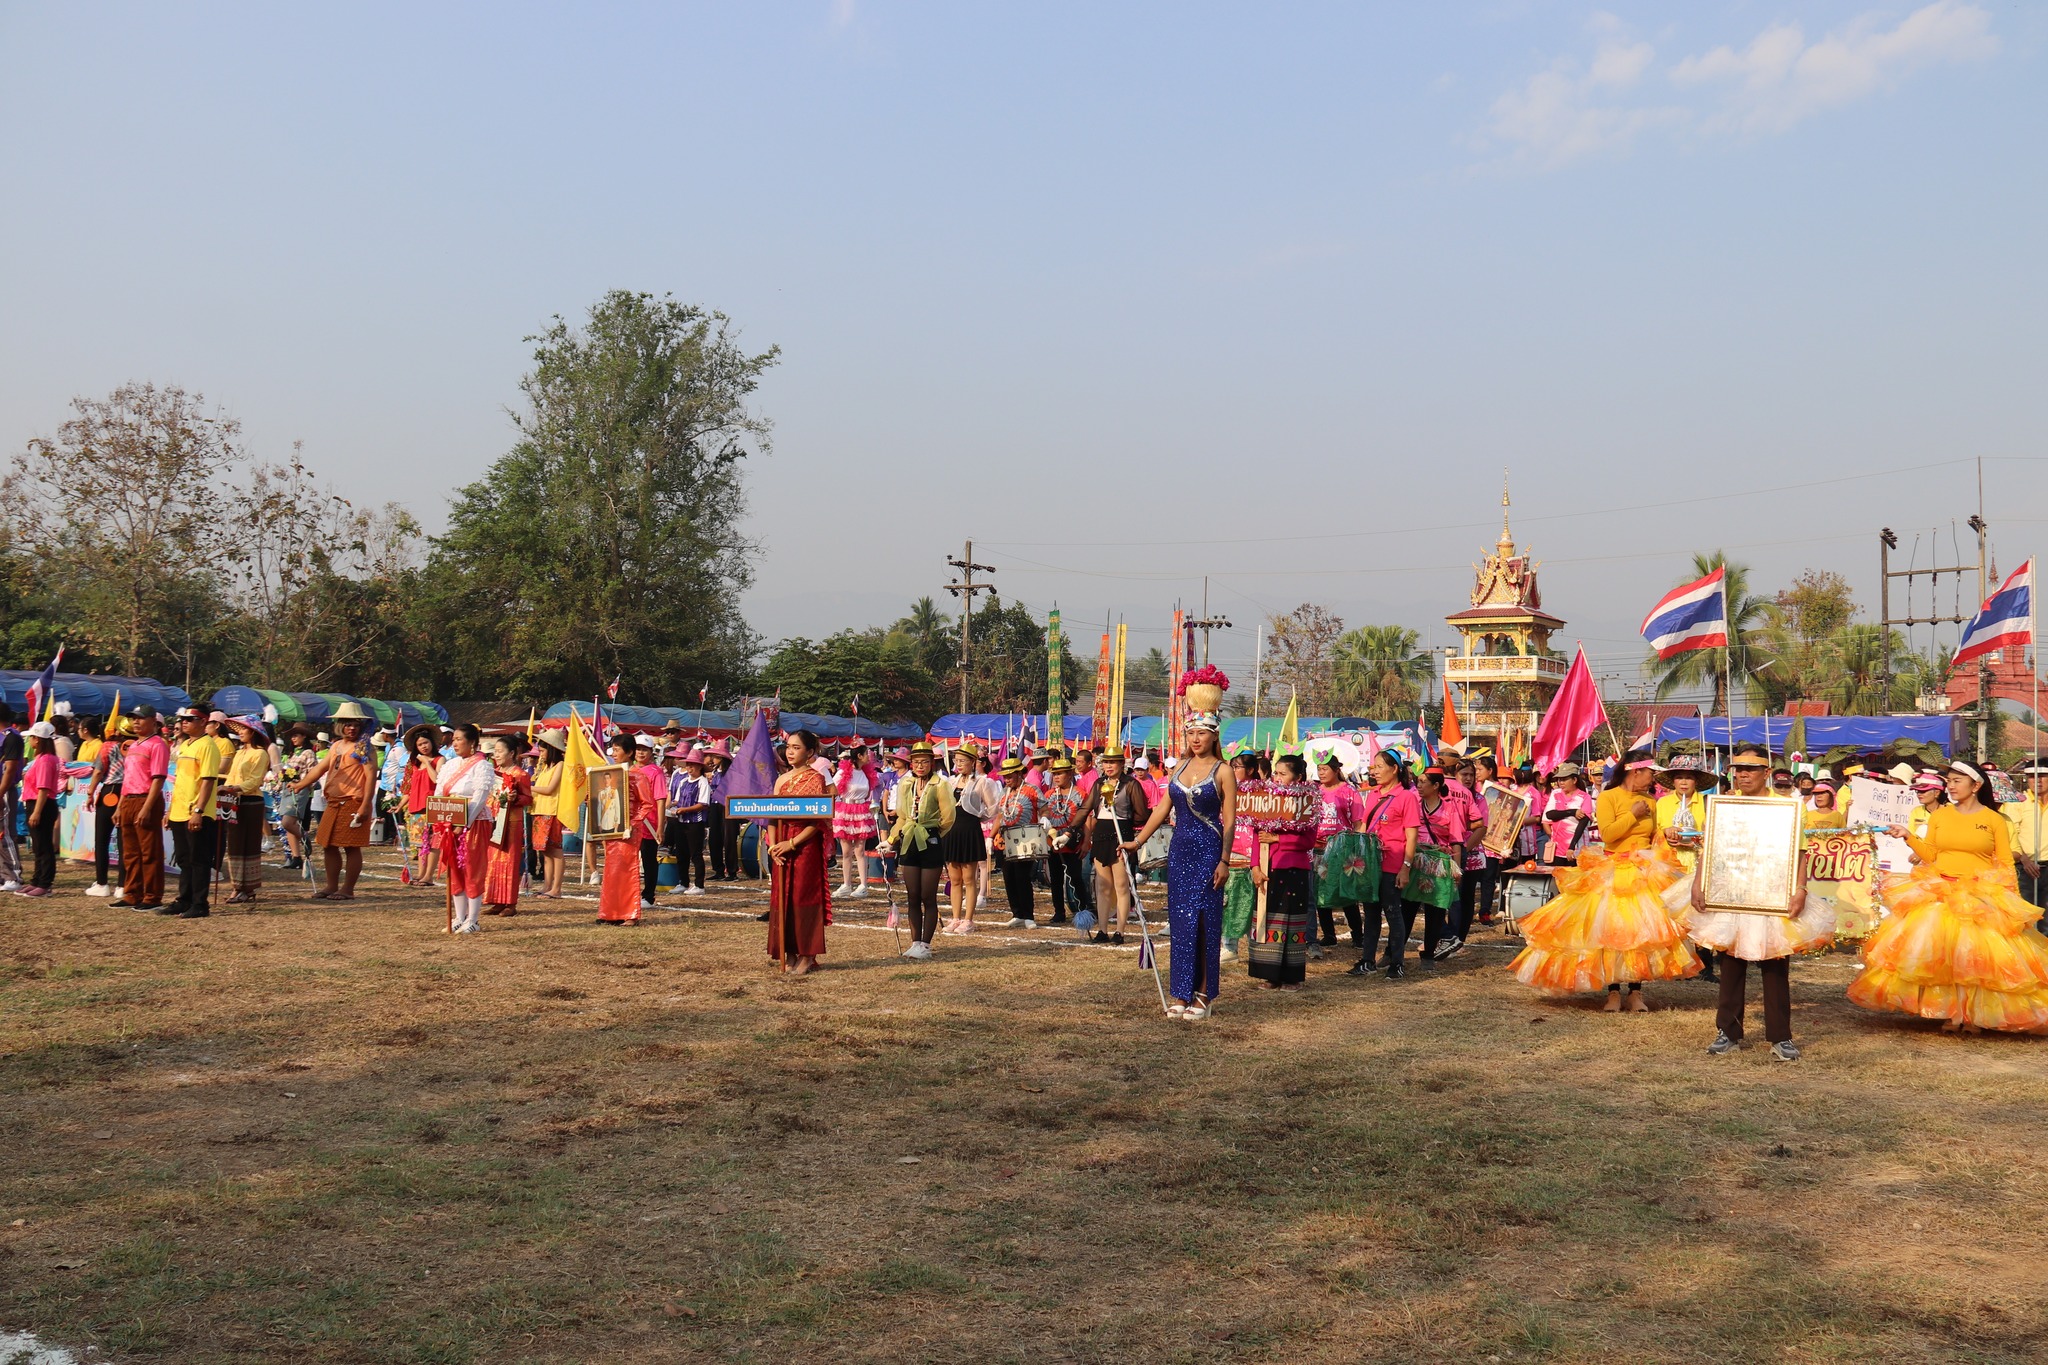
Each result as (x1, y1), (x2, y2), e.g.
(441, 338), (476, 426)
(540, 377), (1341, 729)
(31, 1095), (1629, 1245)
(1530, 645), (1604, 775)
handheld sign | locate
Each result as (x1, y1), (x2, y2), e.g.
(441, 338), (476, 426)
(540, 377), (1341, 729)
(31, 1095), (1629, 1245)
(424, 795), (470, 823)
(1237, 783), (1318, 830)
(727, 795), (835, 820)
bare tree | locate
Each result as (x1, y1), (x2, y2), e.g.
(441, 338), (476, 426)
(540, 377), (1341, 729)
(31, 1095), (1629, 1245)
(1266, 603), (1345, 715)
(7, 383), (243, 677)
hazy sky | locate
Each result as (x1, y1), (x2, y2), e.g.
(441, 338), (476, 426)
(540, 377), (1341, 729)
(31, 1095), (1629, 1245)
(4, 2), (2043, 709)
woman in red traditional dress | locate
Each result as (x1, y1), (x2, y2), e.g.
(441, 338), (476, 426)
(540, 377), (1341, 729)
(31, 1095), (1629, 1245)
(482, 734), (533, 917)
(768, 729), (832, 974)
(597, 733), (656, 925)
(434, 724), (498, 935)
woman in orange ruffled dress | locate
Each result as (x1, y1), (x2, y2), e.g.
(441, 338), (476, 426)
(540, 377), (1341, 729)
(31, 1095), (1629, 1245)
(1510, 749), (1700, 1010)
(1848, 760), (2048, 1035)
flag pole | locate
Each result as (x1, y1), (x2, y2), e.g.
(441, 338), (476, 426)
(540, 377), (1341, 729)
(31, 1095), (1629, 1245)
(1249, 623), (1264, 758)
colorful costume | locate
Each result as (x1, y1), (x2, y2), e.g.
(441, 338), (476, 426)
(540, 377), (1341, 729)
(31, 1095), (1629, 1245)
(1510, 787), (1700, 993)
(435, 752), (498, 932)
(484, 766), (532, 909)
(1165, 761), (1227, 1003)
(314, 739), (374, 848)
(1848, 805), (2048, 1033)
(768, 766), (831, 961)
(598, 766), (658, 924)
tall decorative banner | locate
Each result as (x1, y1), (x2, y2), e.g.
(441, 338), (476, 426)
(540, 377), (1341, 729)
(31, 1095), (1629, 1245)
(1166, 608), (1186, 757)
(1107, 623), (1129, 755)
(1091, 631), (1112, 748)
(1047, 607), (1064, 747)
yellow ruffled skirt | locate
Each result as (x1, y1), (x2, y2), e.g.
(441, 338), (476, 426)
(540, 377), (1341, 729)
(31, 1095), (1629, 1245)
(1509, 846), (1701, 993)
(1846, 866), (2048, 1033)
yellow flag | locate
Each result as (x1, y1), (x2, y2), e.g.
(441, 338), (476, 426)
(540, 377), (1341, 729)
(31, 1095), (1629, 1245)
(1278, 687), (1299, 753)
(560, 713), (602, 830)
(106, 689), (122, 739)
(525, 706), (538, 744)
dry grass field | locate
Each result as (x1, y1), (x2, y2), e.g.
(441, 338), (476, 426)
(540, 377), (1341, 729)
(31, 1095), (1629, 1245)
(4, 848), (2045, 1364)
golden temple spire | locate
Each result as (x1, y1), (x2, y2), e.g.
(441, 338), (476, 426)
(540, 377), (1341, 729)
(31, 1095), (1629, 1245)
(1499, 469), (1513, 548)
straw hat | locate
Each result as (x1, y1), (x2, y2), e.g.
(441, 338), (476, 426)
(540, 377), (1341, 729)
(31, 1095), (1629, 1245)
(1657, 755), (1723, 788)
(1000, 756), (1026, 778)
(535, 730), (566, 753)
(329, 701), (372, 723)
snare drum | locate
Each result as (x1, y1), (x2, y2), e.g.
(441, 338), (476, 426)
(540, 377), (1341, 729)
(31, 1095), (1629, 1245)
(1137, 825), (1173, 871)
(1001, 824), (1051, 861)
(1500, 870), (1558, 936)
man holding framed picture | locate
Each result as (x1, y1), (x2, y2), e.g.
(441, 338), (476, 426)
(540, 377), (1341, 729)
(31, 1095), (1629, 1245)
(1689, 743), (1836, 1061)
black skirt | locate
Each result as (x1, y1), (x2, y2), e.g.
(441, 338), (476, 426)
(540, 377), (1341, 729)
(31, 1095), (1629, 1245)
(939, 812), (987, 864)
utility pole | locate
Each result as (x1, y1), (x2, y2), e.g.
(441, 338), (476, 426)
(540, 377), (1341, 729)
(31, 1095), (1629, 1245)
(945, 540), (998, 714)
(1186, 576), (1232, 665)
(1877, 502), (1988, 751)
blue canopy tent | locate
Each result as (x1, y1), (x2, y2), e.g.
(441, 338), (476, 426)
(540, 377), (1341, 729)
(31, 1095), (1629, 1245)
(1657, 715), (1955, 757)
(0, 671), (192, 717)
(287, 693), (334, 724)
(206, 684), (270, 718)
(928, 714), (1096, 742)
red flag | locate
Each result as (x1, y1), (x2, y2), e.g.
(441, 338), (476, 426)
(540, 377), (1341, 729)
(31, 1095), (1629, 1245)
(1530, 646), (1604, 775)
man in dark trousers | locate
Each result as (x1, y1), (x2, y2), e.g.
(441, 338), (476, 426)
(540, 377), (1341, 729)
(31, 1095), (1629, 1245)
(1694, 743), (1812, 1061)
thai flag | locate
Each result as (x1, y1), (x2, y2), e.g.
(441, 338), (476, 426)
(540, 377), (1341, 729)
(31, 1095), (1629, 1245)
(1953, 560), (2033, 667)
(1640, 568), (1729, 660)
(23, 646), (63, 722)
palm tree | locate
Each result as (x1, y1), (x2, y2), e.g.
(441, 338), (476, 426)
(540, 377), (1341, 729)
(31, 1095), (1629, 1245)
(1331, 624), (1434, 718)
(1648, 552), (1772, 716)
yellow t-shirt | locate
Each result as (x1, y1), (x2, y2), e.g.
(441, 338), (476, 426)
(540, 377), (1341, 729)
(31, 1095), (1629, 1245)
(532, 762), (560, 820)
(169, 736), (224, 821)
(2005, 795), (2046, 862)
(226, 747), (270, 795)
(77, 737), (104, 767)
(1905, 804), (2011, 876)
(1596, 785), (1655, 853)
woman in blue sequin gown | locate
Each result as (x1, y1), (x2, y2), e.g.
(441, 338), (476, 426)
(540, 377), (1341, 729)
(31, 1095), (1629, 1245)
(1123, 715), (1238, 1018)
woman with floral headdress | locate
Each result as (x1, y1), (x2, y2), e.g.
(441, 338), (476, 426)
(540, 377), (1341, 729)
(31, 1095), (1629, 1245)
(1122, 667), (1237, 1019)
(1848, 759), (2048, 1034)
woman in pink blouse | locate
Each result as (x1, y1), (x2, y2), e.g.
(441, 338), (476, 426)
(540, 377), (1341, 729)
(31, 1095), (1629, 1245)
(18, 723), (64, 896)
(1354, 750), (1422, 979)
(1313, 753), (1368, 958)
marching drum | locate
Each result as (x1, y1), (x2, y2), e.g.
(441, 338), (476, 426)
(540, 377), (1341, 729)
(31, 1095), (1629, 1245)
(1137, 825), (1174, 871)
(1500, 870), (1558, 936)
(1001, 824), (1051, 861)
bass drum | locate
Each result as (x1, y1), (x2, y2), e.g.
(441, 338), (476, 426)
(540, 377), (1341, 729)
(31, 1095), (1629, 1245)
(1499, 870), (1558, 937)
(1137, 824), (1173, 871)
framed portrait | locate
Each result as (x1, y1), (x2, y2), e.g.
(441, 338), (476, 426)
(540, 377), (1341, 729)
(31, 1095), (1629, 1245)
(584, 763), (632, 842)
(1479, 782), (1531, 859)
(1701, 795), (1803, 915)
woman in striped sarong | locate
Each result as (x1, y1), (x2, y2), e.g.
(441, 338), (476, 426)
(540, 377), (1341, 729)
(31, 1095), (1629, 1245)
(220, 715), (278, 903)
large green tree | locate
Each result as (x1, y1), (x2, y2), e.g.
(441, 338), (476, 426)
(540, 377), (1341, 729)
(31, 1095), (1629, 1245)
(423, 291), (776, 701)
(757, 628), (943, 722)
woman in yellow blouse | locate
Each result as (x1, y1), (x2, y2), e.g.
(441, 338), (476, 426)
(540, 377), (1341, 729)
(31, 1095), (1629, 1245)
(1848, 760), (2048, 1034)
(1510, 749), (1700, 1011)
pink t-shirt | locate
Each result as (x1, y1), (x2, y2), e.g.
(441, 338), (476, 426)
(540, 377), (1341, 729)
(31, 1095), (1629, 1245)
(1358, 785), (1420, 865)
(120, 735), (171, 797)
(1416, 794), (1469, 850)
(21, 752), (62, 801)
(1316, 781), (1366, 842)
(1268, 828), (1316, 871)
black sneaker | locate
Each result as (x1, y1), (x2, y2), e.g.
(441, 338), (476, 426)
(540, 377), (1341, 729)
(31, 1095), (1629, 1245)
(1111, 932), (1125, 946)
(1707, 1031), (1741, 1056)
(155, 904), (186, 916)
(179, 908), (210, 919)
(1432, 936), (1466, 961)
(1384, 962), (1405, 980)
(1346, 957), (1377, 976)
(1769, 1040), (1801, 1062)
(1091, 930), (1110, 944)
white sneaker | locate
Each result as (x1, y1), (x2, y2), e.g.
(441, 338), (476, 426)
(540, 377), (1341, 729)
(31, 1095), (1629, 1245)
(682, 885), (705, 896)
(843, 885), (866, 899)
(84, 882), (113, 898)
(976, 894), (989, 910)
(1219, 945), (1238, 962)
(0, 881), (21, 894)
(639, 899), (656, 910)
(904, 941), (934, 961)
(1004, 917), (1034, 929)
(834, 883), (854, 897)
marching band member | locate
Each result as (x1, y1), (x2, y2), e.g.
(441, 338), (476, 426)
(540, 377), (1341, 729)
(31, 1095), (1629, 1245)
(1085, 749), (1149, 947)
(992, 756), (1042, 928)
(1041, 757), (1087, 927)
(884, 741), (953, 960)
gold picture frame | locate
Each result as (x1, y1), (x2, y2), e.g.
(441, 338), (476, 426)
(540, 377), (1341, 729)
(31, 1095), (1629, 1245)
(1700, 795), (1803, 915)
(1479, 782), (1531, 859)
(584, 763), (632, 843)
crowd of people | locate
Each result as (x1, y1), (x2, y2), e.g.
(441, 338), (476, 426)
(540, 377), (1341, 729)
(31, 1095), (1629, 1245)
(8, 693), (2048, 1051)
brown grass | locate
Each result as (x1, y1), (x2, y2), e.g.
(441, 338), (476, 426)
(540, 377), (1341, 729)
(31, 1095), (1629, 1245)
(3, 850), (2045, 1363)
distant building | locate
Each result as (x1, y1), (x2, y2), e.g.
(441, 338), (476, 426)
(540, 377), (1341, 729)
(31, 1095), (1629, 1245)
(1444, 477), (1568, 761)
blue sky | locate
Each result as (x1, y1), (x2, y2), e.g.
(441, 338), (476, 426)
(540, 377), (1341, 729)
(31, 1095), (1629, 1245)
(3, 2), (2042, 707)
